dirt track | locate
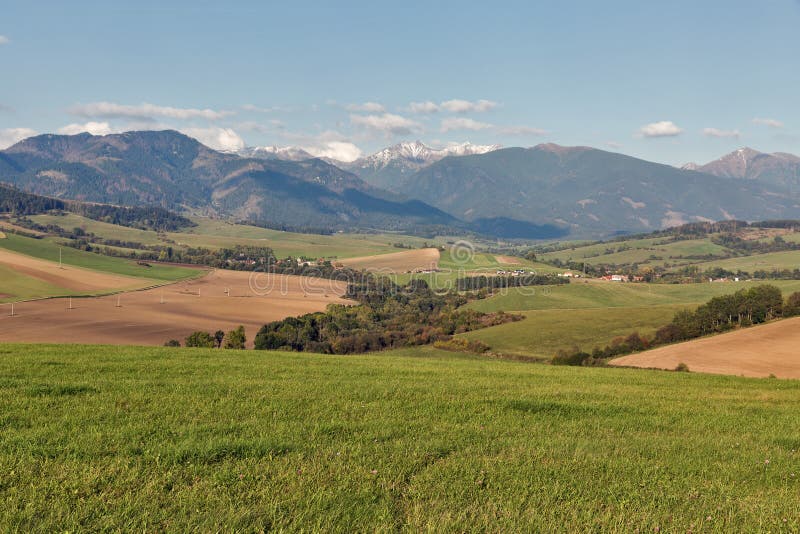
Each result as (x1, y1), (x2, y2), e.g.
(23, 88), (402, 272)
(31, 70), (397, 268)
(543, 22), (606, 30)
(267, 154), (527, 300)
(0, 270), (352, 348)
(340, 248), (440, 273)
(610, 317), (800, 378)
(0, 248), (152, 293)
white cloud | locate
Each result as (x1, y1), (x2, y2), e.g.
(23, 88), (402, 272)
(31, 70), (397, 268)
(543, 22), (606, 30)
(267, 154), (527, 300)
(752, 117), (783, 129)
(350, 113), (421, 136)
(305, 141), (362, 162)
(181, 127), (245, 151)
(496, 125), (547, 136)
(58, 121), (114, 135)
(408, 101), (440, 114)
(702, 127), (741, 139)
(345, 102), (385, 113)
(440, 99), (498, 113)
(70, 101), (233, 121)
(440, 117), (492, 132)
(0, 36), (9, 45)
(638, 121), (683, 138)
(0, 127), (36, 149)
(241, 103), (291, 113)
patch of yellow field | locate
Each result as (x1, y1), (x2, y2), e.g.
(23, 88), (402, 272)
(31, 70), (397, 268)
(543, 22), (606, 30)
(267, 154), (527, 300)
(340, 248), (440, 273)
(610, 317), (800, 378)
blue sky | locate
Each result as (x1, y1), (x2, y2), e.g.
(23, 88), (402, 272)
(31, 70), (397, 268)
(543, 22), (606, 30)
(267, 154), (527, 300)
(1, 0), (798, 164)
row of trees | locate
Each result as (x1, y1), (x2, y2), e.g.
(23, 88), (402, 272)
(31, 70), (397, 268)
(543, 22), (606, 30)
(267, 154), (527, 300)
(254, 279), (521, 354)
(455, 274), (568, 291)
(554, 285), (800, 366)
(167, 326), (247, 349)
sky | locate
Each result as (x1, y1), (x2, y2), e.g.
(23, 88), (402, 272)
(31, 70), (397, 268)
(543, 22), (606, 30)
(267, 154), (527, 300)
(0, 0), (799, 164)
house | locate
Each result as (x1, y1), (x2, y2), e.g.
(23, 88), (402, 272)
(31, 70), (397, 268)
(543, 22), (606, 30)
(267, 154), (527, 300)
(611, 275), (626, 282)
(558, 272), (574, 278)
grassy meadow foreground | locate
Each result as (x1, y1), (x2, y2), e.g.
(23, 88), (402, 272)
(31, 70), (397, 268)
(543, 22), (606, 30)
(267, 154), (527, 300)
(1, 344), (799, 531)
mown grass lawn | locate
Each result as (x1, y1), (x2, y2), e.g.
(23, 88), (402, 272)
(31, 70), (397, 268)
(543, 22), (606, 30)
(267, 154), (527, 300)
(1, 344), (798, 531)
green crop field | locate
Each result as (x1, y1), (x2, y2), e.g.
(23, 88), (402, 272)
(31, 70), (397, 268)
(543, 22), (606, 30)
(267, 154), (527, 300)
(0, 264), (77, 303)
(684, 250), (800, 274)
(0, 233), (200, 281)
(1, 344), (798, 531)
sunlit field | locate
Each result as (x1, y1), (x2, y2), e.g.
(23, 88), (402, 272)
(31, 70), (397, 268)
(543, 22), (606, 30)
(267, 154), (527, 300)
(1, 344), (798, 531)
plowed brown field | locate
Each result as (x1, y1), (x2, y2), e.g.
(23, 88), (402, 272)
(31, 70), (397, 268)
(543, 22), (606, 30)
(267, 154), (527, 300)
(0, 269), (352, 347)
(610, 317), (800, 378)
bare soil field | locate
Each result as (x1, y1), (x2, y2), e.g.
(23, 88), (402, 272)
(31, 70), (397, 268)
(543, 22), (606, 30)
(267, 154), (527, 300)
(0, 269), (352, 347)
(494, 255), (522, 265)
(340, 248), (440, 273)
(0, 248), (156, 293)
(610, 317), (800, 378)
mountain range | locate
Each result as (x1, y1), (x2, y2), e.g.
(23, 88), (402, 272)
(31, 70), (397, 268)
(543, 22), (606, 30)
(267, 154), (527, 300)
(383, 143), (800, 235)
(2, 131), (800, 239)
(0, 131), (459, 233)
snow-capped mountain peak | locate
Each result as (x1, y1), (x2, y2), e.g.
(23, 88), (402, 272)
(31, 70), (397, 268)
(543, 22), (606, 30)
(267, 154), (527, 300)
(237, 145), (314, 161)
(357, 140), (501, 169)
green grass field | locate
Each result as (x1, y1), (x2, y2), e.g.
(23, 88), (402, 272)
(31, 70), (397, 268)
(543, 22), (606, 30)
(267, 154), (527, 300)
(28, 213), (442, 259)
(29, 213), (165, 245)
(467, 280), (800, 313)
(540, 237), (731, 267)
(0, 233), (199, 281)
(1, 344), (798, 531)
(461, 305), (684, 359)
(460, 280), (800, 358)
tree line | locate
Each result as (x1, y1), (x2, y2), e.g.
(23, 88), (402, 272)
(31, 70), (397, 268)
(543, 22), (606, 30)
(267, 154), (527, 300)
(253, 278), (521, 354)
(0, 184), (195, 231)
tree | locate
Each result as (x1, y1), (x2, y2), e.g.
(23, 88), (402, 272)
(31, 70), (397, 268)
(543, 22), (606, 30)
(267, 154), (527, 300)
(185, 331), (215, 348)
(223, 326), (247, 349)
(214, 330), (225, 348)
(785, 292), (800, 317)
(164, 339), (181, 347)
